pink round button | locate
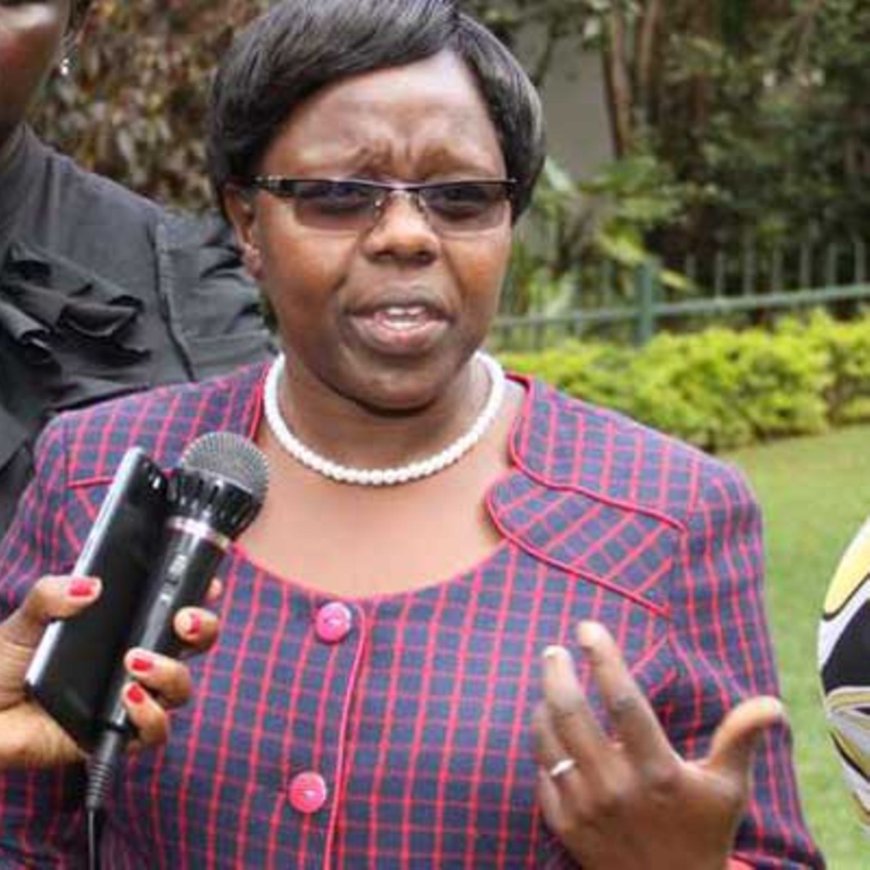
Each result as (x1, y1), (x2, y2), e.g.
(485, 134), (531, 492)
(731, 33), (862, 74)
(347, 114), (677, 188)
(315, 601), (353, 643)
(288, 771), (328, 814)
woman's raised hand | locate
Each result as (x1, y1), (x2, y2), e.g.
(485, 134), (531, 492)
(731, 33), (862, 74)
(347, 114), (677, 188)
(532, 621), (783, 870)
(0, 575), (220, 769)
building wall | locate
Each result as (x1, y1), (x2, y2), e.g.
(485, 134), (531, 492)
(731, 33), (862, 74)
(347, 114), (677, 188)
(515, 31), (613, 180)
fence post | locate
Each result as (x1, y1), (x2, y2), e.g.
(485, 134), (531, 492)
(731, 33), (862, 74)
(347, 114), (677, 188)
(634, 260), (657, 345)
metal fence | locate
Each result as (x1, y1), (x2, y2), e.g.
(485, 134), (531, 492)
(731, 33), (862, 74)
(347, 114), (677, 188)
(491, 235), (870, 350)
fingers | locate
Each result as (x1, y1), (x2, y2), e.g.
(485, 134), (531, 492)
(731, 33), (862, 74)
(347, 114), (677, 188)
(532, 643), (605, 805)
(173, 577), (222, 655)
(533, 621), (678, 801)
(532, 617), (783, 869)
(539, 620), (782, 785)
(0, 576), (101, 648)
(204, 578), (223, 605)
(120, 632), (216, 746)
(536, 765), (572, 839)
(123, 648), (193, 709)
(706, 695), (784, 779)
(120, 577), (223, 717)
(173, 606), (219, 654)
(116, 584), (223, 749)
(2, 575), (221, 653)
(120, 579), (222, 745)
(531, 700), (571, 763)
(121, 681), (170, 747)
(576, 621), (673, 763)
(540, 644), (607, 764)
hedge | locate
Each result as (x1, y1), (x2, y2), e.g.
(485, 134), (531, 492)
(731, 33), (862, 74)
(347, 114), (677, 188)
(497, 311), (870, 452)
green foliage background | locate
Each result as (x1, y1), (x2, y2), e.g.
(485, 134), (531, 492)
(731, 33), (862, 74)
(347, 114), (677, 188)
(656, 0), (870, 255)
(37, 1), (271, 210)
(33, 0), (870, 324)
(499, 311), (870, 451)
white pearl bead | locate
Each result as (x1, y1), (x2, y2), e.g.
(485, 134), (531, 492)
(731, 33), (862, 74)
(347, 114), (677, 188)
(263, 351), (507, 487)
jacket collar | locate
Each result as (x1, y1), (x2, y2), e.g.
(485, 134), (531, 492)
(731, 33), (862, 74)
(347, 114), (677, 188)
(235, 366), (680, 616)
(68, 363), (681, 617)
(487, 374), (684, 618)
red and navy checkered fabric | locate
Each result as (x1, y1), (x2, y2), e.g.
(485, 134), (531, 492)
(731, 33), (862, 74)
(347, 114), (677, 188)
(0, 363), (822, 868)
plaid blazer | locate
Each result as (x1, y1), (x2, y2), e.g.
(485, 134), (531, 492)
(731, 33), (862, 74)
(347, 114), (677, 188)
(0, 362), (822, 868)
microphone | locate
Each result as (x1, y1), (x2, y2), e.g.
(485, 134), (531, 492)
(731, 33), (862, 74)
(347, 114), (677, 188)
(86, 432), (269, 813)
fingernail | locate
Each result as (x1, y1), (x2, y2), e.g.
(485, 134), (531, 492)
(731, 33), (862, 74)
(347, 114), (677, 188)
(577, 621), (605, 648)
(765, 697), (785, 721)
(68, 578), (97, 598)
(129, 654), (154, 674)
(184, 611), (202, 636)
(542, 645), (563, 660)
(126, 683), (146, 704)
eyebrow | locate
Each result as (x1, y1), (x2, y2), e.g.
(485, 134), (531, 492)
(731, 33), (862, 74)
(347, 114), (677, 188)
(279, 131), (503, 179)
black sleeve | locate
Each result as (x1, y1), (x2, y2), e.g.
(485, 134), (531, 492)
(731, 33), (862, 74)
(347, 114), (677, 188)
(155, 211), (275, 380)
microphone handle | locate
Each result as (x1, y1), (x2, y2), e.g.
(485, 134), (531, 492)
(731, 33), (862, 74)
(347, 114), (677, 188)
(99, 522), (227, 735)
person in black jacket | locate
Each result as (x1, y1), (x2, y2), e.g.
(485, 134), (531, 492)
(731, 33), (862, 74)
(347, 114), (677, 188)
(0, 0), (274, 531)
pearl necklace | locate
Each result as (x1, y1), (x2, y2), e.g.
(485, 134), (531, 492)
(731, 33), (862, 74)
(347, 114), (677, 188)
(263, 351), (506, 486)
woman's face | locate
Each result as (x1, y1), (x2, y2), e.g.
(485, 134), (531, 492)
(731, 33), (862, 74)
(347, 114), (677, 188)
(226, 50), (513, 414)
(0, 0), (70, 147)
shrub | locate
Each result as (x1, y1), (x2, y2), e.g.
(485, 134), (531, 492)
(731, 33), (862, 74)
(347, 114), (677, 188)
(783, 312), (870, 425)
(499, 313), (869, 452)
(499, 341), (634, 409)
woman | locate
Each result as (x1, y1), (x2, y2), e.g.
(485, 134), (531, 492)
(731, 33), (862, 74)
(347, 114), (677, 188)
(0, 0), (272, 530)
(0, 1), (822, 866)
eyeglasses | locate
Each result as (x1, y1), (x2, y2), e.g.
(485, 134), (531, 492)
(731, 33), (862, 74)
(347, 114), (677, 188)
(246, 177), (516, 235)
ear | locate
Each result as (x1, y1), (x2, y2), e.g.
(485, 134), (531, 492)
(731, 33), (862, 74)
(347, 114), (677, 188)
(223, 186), (264, 280)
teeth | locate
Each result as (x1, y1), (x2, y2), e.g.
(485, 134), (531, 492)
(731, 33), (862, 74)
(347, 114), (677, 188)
(383, 305), (426, 318)
(374, 305), (431, 329)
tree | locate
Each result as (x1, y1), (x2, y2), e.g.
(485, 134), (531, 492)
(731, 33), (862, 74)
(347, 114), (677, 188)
(473, 0), (870, 277)
(36, 0), (269, 210)
(35, 0), (869, 281)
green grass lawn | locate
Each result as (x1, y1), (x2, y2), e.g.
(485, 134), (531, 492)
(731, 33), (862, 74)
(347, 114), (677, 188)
(727, 424), (870, 869)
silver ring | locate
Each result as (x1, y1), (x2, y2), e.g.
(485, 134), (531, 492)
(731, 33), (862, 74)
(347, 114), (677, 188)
(548, 757), (577, 780)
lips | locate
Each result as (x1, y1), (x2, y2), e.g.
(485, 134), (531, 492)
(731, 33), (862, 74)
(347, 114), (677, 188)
(374, 304), (435, 329)
(347, 295), (451, 356)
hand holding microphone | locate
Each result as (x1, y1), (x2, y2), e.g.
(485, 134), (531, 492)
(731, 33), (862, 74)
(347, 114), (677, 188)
(4, 431), (265, 799)
(85, 431), (269, 811)
(0, 575), (218, 770)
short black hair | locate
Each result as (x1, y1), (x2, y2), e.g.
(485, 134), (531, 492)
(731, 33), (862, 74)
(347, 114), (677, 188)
(207, 0), (545, 219)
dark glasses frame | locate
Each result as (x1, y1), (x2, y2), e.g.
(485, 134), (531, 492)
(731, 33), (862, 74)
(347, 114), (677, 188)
(242, 176), (517, 235)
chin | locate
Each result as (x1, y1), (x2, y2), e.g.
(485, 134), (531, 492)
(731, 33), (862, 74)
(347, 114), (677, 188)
(339, 356), (463, 416)
(347, 380), (443, 417)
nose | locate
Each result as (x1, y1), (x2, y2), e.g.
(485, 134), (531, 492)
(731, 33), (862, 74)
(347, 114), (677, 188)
(377, 189), (428, 221)
(361, 190), (439, 264)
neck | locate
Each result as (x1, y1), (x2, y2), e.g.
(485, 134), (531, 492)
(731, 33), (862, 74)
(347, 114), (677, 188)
(276, 355), (489, 470)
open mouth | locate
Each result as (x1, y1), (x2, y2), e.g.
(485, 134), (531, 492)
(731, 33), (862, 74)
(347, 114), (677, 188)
(373, 304), (437, 331)
(349, 301), (450, 354)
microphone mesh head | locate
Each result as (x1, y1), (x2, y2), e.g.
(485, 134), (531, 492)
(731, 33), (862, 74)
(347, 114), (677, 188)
(179, 432), (269, 503)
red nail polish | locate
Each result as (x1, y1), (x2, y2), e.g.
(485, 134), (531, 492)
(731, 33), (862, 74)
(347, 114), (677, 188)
(186, 612), (202, 636)
(68, 578), (95, 598)
(126, 683), (146, 704)
(130, 655), (154, 673)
